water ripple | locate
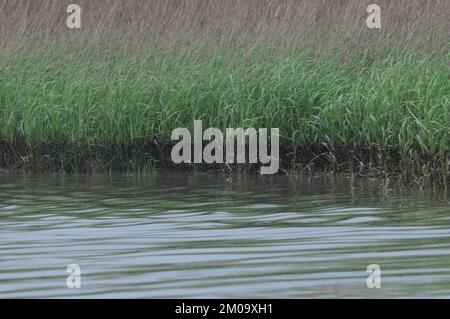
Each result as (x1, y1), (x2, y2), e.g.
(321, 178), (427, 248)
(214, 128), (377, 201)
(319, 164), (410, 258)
(0, 173), (449, 298)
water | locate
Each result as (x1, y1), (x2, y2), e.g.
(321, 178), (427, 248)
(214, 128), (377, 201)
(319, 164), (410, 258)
(0, 172), (449, 298)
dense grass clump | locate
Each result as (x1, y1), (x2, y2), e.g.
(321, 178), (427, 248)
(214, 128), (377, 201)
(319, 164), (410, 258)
(0, 1), (448, 183)
(0, 44), (448, 182)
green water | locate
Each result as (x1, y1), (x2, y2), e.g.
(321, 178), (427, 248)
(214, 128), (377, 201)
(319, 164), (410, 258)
(0, 172), (449, 298)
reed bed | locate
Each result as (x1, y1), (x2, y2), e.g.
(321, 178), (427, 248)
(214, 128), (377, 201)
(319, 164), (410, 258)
(1, 0), (448, 52)
(0, 0), (448, 184)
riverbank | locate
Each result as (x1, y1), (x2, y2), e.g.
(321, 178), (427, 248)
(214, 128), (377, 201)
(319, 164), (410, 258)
(0, 46), (448, 184)
(0, 1), (448, 184)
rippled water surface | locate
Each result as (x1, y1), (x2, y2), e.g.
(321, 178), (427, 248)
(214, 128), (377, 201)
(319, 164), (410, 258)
(0, 172), (449, 298)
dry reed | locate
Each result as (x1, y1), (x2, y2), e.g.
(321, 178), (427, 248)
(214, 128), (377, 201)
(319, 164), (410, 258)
(0, 0), (448, 53)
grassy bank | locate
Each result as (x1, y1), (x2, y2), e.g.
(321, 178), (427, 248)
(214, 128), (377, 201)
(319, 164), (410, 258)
(0, 1), (449, 184)
(0, 44), (448, 183)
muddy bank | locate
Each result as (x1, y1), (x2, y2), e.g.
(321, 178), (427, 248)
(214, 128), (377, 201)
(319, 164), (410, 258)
(1, 139), (448, 185)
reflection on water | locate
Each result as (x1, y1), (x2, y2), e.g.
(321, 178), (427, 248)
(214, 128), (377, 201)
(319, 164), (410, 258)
(0, 172), (449, 298)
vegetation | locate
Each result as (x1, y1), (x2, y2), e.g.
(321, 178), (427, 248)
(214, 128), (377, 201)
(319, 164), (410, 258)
(0, 0), (448, 184)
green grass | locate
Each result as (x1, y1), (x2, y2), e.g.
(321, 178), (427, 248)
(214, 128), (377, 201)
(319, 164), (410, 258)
(0, 43), (448, 181)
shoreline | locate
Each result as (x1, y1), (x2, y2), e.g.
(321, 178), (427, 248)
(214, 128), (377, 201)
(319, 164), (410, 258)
(1, 140), (448, 185)
(1, 33), (448, 187)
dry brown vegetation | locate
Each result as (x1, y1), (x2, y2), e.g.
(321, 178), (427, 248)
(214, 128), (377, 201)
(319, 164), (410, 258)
(1, 0), (448, 52)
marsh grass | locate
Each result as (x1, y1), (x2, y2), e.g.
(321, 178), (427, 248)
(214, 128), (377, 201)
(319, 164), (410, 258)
(0, 1), (448, 184)
(1, 0), (448, 52)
